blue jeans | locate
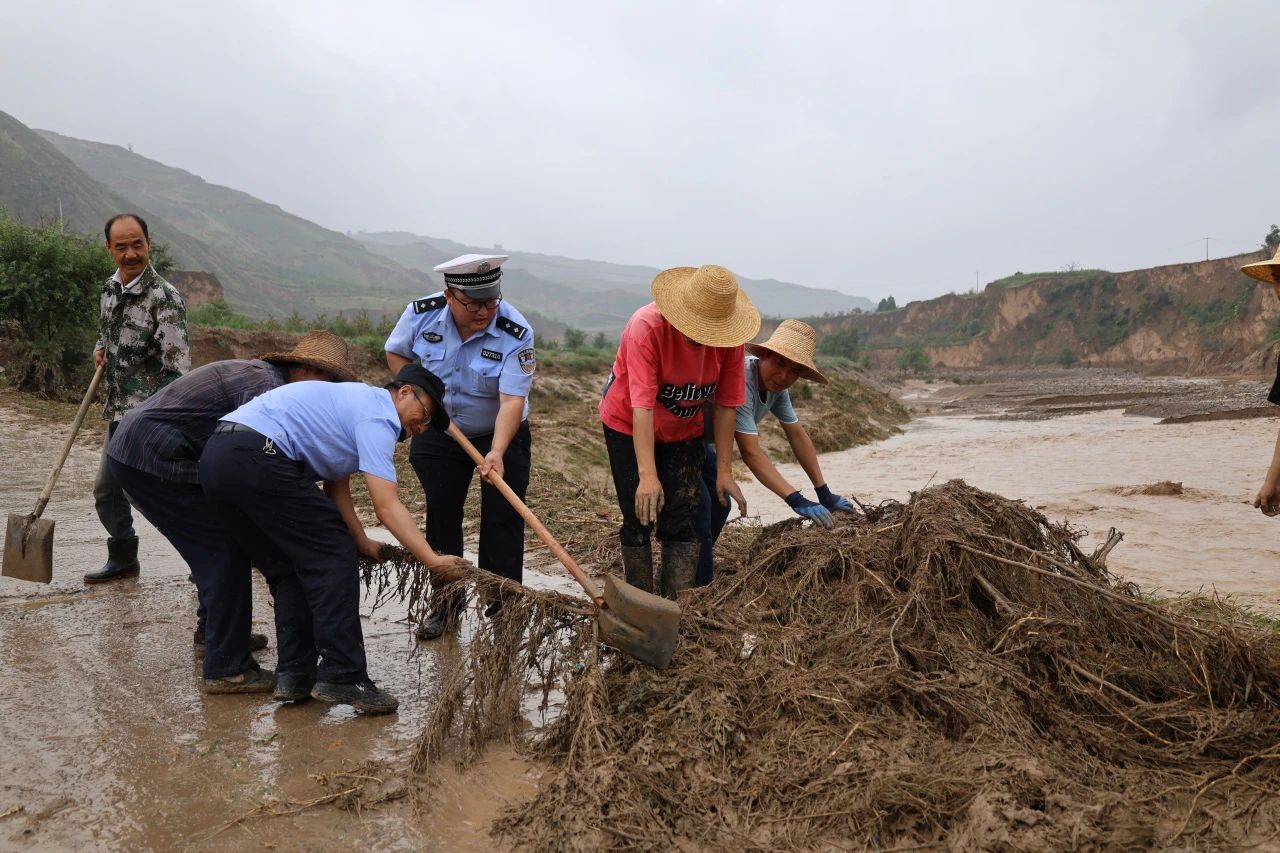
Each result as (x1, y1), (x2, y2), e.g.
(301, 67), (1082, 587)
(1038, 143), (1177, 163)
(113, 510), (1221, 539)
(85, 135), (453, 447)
(695, 444), (731, 586)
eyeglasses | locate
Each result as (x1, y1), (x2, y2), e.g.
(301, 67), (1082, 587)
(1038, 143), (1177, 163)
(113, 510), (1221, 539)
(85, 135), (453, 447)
(449, 290), (502, 314)
(409, 387), (432, 418)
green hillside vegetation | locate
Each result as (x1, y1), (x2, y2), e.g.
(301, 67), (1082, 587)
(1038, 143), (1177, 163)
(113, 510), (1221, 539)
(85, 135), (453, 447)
(38, 130), (434, 319)
(0, 111), (223, 274)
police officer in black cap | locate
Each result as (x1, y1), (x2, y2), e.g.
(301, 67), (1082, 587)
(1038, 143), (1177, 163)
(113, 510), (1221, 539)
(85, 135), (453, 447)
(384, 253), (537, 639)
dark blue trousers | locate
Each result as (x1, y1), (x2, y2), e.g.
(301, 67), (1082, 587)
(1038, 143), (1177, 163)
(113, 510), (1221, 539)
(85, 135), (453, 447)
(695, 444), (731, 586)
(107, 458), (253, 679)
(200, 427), (367, 684)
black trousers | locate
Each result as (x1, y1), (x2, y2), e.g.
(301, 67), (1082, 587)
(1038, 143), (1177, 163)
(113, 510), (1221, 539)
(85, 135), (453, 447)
(108, 458), (254, 679)
(603, 424), (703, 547)
(409, 422), (531, 583)
(200, 426), (368, 684)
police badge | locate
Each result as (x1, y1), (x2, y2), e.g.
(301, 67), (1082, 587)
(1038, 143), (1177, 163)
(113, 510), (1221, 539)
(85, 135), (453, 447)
(517, 347), (536, 375)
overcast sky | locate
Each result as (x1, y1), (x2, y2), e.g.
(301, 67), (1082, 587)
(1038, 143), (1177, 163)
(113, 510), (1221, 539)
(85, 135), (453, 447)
(5, 0), (1279, 302)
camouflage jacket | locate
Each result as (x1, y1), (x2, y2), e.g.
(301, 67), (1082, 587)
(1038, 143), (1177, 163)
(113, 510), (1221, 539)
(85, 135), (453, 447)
(95, 265), (190, 421)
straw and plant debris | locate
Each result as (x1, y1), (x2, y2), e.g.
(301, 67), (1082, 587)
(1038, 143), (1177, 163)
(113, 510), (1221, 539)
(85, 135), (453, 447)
(366, 479), (1280, 851)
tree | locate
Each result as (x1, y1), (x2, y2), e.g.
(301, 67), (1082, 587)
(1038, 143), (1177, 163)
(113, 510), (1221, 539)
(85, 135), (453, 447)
(896, 345), (929, 373)
(1057, 347), (1077, 367)
(590, 331), (608, 350)
(563, 326), (586, 350)
(876, 296), (897, 313)
(0, 216), (115, 394)
(1264, 225), (1280, 254)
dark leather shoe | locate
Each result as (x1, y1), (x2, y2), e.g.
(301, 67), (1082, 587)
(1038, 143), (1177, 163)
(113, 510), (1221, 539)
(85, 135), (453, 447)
(274, 672), (316, 702)
(204, 664), (276, 694)
(84, 536), (140, 584)
(311, 680), (399, 715)
(193, 630), (268, 658)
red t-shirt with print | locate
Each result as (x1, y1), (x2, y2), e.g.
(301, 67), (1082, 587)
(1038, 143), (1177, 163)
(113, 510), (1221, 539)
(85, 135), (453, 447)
(599, 302), (746, 443)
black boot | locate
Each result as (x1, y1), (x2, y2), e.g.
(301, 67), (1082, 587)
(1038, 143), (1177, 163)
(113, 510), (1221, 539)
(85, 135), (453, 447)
(620, 544), (655, 593)
(660, 541), (699, 600)
(84, 536), (140, 584)
(415, 590), (465, 641)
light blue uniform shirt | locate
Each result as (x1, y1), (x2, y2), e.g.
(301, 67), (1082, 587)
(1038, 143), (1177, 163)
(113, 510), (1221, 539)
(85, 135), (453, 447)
(222, 381), (401, 482)
(734, 355), (799, 435)
(384, 292), (536, 437)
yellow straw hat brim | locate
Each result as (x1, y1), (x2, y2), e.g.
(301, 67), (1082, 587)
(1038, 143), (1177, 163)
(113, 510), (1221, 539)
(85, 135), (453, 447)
(651, 266), (761, 348)
(260, 330), (357, 382)
(747, 341), (828, 384)
(746, 318), (828, 384)
(1241, 253), (1280, 284)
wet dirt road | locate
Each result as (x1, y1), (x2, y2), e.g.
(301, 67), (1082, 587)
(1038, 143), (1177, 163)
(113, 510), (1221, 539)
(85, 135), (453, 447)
(0, 408), (543, 851)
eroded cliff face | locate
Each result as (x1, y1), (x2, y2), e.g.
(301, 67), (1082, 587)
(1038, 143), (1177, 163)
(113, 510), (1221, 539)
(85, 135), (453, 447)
(801, 251), (1280, 375)
(167, 270), (224, 307)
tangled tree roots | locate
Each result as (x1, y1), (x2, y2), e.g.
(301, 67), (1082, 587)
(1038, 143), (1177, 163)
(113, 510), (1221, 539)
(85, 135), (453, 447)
(367, 481), (1280, 850)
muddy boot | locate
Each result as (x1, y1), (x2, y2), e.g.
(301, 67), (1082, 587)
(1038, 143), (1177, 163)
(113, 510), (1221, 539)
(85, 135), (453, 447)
(415, 589), (465, 641)
(659, 540), (699, 600)
(84, 536), (140, 584)
(620, 544), (655, 593)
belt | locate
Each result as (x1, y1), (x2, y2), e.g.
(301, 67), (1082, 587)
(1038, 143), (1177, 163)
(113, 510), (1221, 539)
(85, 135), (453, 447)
(214, 422), (264, 437)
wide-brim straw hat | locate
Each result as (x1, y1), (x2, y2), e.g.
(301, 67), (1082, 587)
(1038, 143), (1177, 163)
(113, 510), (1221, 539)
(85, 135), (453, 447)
(261, 330), (357, 382)
(651, 264), (761, 348)
(747, 319), (829, 384)
(1241, 248), (1280, 284)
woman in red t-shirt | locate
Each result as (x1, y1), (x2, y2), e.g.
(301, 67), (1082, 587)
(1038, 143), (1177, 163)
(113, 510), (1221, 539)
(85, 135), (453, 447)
(599, 264), (761, 599)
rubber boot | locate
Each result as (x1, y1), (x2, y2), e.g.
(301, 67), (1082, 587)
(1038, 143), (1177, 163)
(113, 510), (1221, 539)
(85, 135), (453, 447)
(620, 544), (655, 594)
(415, 588), (466, 641)
(84, 536), (140, 584)
(659, 540), (699, 600)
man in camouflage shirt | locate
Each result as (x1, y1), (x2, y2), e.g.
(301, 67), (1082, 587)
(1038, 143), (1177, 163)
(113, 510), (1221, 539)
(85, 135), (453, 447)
(85, 213), (190, 584)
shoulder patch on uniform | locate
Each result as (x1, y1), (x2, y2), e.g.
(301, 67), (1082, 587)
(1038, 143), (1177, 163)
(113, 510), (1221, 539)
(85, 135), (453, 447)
(518, 347), (536, 374)
(422, 331), (443, 343)
(497, 317), (528, 340)
(480, 348), (502, 361)
(414, 296), (445, 314)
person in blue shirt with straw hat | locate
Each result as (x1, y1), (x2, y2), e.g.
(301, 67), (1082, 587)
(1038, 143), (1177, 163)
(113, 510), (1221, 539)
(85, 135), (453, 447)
(200, 364), (471, 715)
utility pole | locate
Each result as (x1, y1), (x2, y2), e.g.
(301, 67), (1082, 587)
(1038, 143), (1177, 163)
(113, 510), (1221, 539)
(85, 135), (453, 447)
(1204, 237), (1210, 260)
(975, 270), (979, 292)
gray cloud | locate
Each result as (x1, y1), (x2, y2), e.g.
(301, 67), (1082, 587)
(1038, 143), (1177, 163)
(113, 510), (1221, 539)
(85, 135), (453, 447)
(4, 0), (1278, 302)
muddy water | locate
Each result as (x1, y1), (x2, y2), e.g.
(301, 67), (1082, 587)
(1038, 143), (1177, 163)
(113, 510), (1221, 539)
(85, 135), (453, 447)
(0, 411), (542, 851)
(739, 406), (1280, 610)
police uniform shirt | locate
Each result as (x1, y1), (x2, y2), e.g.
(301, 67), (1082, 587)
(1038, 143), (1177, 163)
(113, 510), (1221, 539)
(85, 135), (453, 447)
(222, 381), (401, 482)
(385, 292), (536, 437)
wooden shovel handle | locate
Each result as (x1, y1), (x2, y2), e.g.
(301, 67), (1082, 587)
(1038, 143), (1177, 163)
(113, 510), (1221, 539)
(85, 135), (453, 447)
(32, 363), (106, 520)
(446, 423), (603, 607)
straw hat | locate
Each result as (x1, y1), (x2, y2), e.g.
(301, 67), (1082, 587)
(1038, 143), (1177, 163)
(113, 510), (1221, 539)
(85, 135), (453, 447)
(260, 330), (357, 382)
(650, 264), (761, 348)
(747, 319), (829, 384)
(1241, 248), (1280, 284)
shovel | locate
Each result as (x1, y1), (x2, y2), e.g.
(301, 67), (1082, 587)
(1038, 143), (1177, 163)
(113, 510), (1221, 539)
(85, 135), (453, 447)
(446, 423), (681, 669)
(3, 363), (105, 584)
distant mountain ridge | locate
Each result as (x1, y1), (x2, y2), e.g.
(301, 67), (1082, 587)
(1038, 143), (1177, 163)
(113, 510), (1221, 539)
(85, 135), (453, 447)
(0, 109), (875, 335)
(357, 230), (875, 333)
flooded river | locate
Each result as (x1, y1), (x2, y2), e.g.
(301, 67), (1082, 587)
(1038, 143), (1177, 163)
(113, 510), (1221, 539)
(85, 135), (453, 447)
(4, 383), (1280, 849)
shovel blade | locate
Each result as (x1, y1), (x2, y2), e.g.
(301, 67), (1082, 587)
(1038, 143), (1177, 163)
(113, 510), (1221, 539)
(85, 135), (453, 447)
(598, 574), (681, 669)
(3, 513), (54, 584)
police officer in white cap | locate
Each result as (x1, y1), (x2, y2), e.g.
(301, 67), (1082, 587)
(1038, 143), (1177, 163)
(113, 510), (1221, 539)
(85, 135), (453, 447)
(384, 254), (537, 639)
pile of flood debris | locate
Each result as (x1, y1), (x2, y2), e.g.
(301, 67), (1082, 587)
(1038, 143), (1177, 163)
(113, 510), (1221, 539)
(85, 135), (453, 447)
(368, 481), (1280, 851)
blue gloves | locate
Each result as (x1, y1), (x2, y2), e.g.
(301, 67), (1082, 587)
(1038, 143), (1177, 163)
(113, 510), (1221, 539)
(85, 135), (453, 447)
(816, 484), (855, 514)
(785, 491), (835, 528)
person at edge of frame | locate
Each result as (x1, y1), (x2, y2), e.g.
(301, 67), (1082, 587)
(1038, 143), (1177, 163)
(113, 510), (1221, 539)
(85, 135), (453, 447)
(105, 331), (354, 691)
(86, 213), (190, 584)
(1243, 249), (1280, 518)
(382, 254), (537, 641)
(599, 263), (758, 600)
(694, 320), (857, 585)
(199, 364), (473, 715)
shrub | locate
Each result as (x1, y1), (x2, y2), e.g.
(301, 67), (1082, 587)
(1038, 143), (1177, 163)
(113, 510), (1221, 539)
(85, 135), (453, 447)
(0, 216), (114, 394)
(896, 345), (929, 373)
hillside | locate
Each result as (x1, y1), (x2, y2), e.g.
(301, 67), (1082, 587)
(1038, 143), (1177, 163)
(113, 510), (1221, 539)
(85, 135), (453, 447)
(357, 230), (875, 333)
(802, 252), (1280, 375)
(38, 129), (434, 319)
(0, 110), (223, 274)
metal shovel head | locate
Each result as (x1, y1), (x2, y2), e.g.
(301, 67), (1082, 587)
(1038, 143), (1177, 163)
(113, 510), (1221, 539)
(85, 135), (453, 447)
(3, 513), (54, 584)
(598, 573), (681, 669)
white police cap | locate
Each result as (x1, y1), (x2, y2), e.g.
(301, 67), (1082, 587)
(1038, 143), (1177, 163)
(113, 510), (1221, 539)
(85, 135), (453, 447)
(434, 254), (509, 299)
